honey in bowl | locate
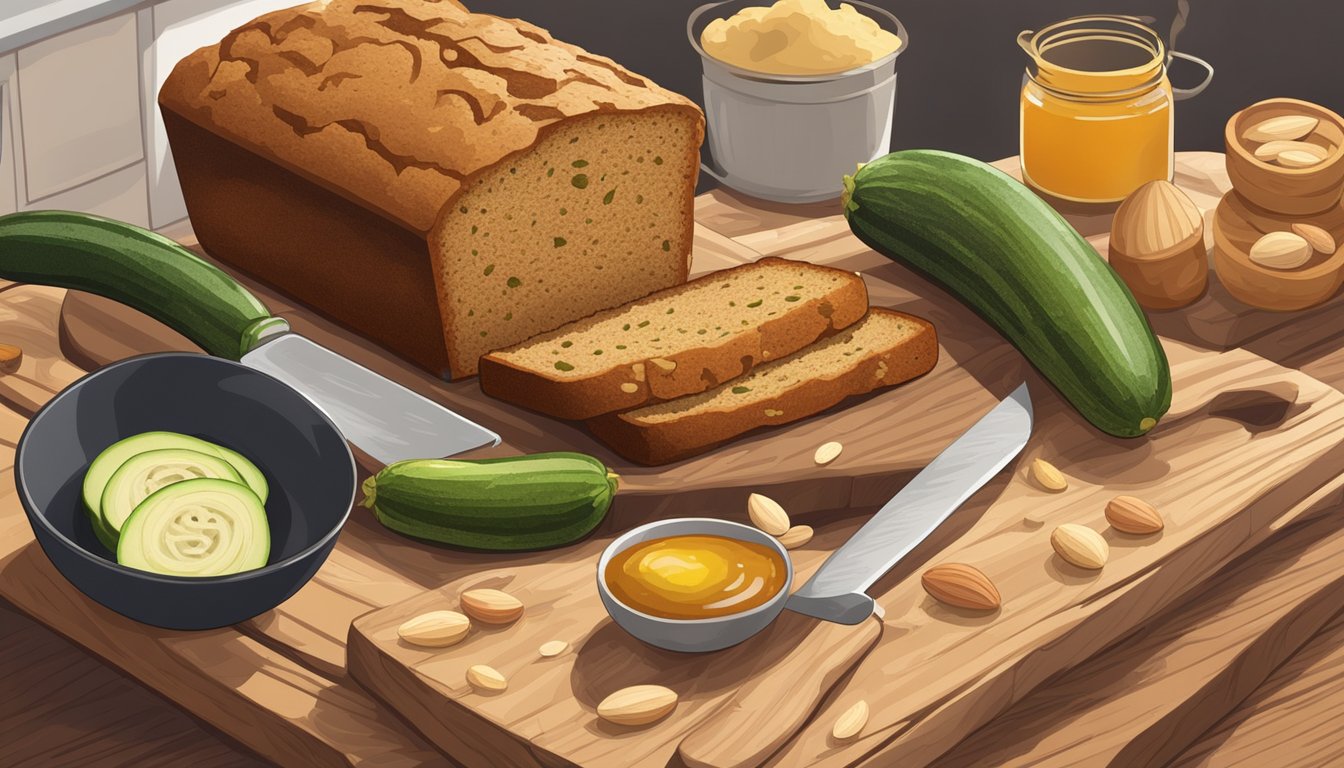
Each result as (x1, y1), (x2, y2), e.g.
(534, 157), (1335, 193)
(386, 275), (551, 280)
(604, 534), (786, 620)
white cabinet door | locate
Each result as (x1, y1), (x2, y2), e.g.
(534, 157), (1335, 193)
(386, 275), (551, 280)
(17, 13), (143, 202)
(0, 54), (17, 215)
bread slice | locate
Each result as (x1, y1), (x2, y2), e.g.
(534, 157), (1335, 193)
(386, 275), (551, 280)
(478, 258), (869, 419)
(587, 308), (937, 465)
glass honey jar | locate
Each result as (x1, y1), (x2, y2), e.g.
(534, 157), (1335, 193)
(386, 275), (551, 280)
(1019, 15), (1213, 203)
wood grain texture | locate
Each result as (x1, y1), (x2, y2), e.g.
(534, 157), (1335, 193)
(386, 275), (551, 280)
(758, 343), (1344, 768)
(930, 493), (1344, 768)
(0, 600), (268, 768)
(1172, 608), (1344, 768)
(348, 521), (880, 768)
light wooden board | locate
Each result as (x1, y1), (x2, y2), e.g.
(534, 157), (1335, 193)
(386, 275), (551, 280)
(1172, 608), (1344, 768)
(348, 523), (881, 768)
(929, 491), (1344, 768)
(343, 338), (1344, 768)
(0, 285), (449, 768)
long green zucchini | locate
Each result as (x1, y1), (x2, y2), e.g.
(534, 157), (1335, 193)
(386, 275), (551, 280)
(0, 210), (287, 359)
(361, 452), (619, 551)
(843, 150), (1171, 437)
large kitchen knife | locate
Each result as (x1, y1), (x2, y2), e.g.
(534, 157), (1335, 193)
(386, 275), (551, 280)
(786, 383), (1033, 624)
(0, 211), (500, 464)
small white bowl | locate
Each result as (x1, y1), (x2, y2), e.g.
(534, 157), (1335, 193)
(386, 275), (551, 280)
(597, 518), (793, 653)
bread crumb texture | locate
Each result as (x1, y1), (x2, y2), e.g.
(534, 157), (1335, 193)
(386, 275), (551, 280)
(627, 310), (927, 424)
(491, 259), (856, 377)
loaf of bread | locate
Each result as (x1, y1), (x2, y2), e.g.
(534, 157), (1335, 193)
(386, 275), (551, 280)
(587, 308), (937, 464)
(159, 0), (704, 377)
(478, 258), (869, 419)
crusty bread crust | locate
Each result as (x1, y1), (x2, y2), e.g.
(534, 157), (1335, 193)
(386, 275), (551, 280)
(586, 309), (938, 465)
(477, 259), (870, 420)
(159, 0), (703, 233)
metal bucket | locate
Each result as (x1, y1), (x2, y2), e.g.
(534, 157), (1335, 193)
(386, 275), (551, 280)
(688, 0), (908, 204)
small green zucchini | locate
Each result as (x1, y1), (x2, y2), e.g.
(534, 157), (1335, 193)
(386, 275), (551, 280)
(361, 452), (619, 551)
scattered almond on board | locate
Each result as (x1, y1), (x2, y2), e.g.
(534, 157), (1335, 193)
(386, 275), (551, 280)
(538, 640), (569, 657)
(397, 610), (471, 647)
(1105, 496), (1164, 534)
(460, 588), (524, 625)
(1051, 524), (1109, 569)
(597, 685), (678, 726)
(814, 441), (844, 465)
(778, 524), (814, 549)
(1249, 231), (1313, 270)
(921, 563), (1001, 611)
(747, 493), (790, 535)
(1292, 223), (1337, 255)
(832, 699), (869, 741)
(466, 664), (508, 692)
(0, 343), (21, 374)
(1030, 458), (1068, 492)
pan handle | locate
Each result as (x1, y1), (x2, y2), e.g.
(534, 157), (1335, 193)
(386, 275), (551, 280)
(0, 210), (288, 360)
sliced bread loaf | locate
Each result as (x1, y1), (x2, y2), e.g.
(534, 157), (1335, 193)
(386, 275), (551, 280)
(478, 257), (868, 419)
(586, 308), (937, 465)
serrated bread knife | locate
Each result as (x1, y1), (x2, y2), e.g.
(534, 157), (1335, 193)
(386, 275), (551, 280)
(0, 211), (500, 464)
(786, 383), (1033, 624)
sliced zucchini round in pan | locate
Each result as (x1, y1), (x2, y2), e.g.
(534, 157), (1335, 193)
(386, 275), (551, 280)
(100, 448), (243, 538)
(117, 478), (270, 577)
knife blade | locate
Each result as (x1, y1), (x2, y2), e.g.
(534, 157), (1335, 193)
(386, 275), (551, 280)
(785, 383), (1033, 624)
(243, 334), (500, 465)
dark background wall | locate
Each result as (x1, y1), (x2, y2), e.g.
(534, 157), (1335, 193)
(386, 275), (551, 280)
(478, 0), (1344, 182)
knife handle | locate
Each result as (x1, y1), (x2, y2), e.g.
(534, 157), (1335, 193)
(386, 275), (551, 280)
(0, 211), (288, 360)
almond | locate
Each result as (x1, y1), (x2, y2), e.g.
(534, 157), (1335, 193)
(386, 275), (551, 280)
(650, 357), (677, 372)
(747, 493), (790, 536)
(1293, 223), (1337, 255)
(1051, 524), (1109, 570)
(814, 441), (844, 465)
(466, 664), (508, 692)
(0, 343), (21, 374)
(620, 382), (639, 394)
(778, 524), (814, 549)
(1105, 496), (1164, 535)
(921, 563), (1001, 611)
(1249, 231), (1313, 270)
(832, 699), (869, 741)
(538, 640), (569, 657)
(1243, 114), (1319, 143)
(397, 610), (471, 647)
(460, 588), (524, 625)
(1277, 149), (1326, 169)
(1253, 140), (1328, 163)
(1030, 458), (1068, 492)
(597, 685), (678, 726)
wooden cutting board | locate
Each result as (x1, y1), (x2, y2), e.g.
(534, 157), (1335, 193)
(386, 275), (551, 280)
(43, 152), (1344, 767)
(343, 338), (1344, 768)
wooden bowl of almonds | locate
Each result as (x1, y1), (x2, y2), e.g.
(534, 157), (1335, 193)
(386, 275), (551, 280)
(1225, 98), (1344, 216)
(1211, 189), (1344, 311)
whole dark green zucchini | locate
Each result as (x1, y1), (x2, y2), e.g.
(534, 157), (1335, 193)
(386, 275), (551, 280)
(0, 210), (287, 359)
(843, 150), (1171, 437)
(361, 452), (619, 551)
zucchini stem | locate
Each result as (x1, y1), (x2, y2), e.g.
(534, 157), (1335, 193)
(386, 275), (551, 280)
(360, 475), (378, 509)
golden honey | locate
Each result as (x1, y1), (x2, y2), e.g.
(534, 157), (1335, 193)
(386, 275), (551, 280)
(605, 534), (785, 620)
(1019, 16), (1176, 203)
